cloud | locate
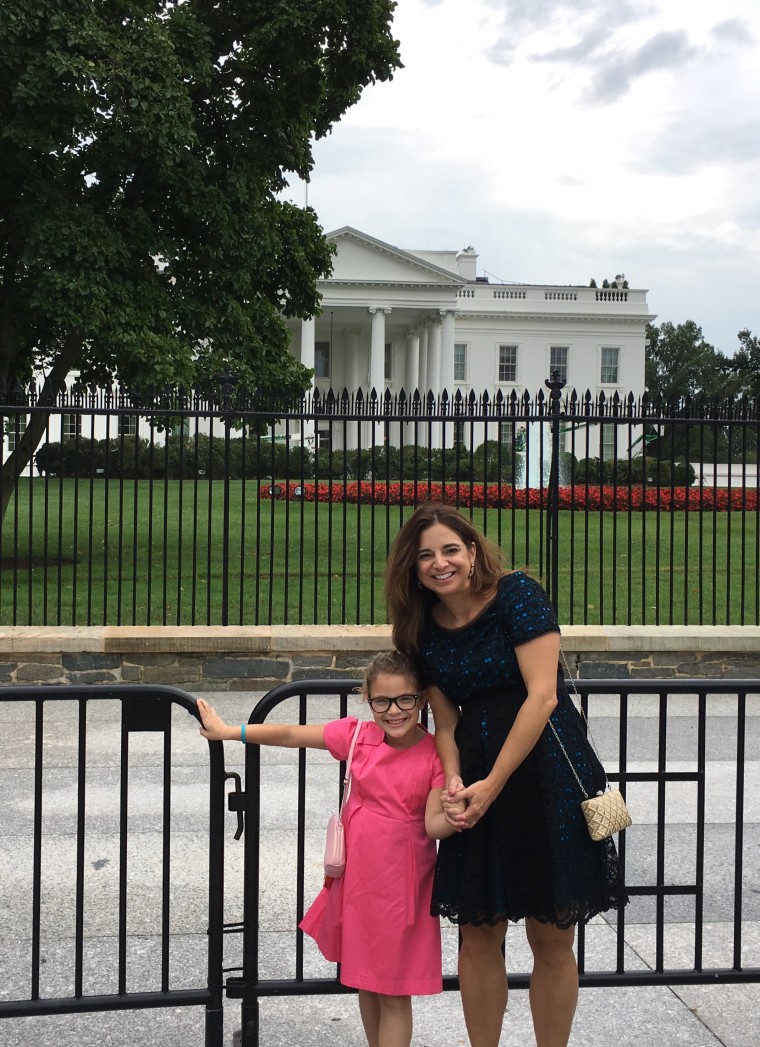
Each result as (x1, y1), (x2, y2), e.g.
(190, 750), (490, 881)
(711, 19), (753, 46)
(583, 30), (698, 104)
(642, 117), (760, 175)
(530, 26), (611, 64)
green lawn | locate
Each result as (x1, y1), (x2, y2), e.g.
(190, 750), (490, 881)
(0, 479), (757, 626)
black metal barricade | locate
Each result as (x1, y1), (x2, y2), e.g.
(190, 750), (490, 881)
(0, 685), (228, 1045)
(229, 677), (760, 1046)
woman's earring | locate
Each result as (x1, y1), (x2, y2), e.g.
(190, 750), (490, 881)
(469, 563), (475, 578)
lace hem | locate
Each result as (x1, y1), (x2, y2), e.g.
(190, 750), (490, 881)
(434, 891), (629, 931)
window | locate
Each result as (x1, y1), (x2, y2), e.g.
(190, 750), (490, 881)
(499, 421), (514, 449)
(62, 414), (81, 440)
(118, 415), (137, 436)
(316, 423), (331, 450)
(601, 424), (616, 462)
(170, 419), (190, 437)
(315, 340), (330, 379)
(7, 414), (27, 451)
(601, 347), (619, 384)
(454, 343), (467, 382)
(550, 346), (568, 383)
(384, 341), (392, 381)
(498, 345), (517, 382)
(453, 420), (466, 447)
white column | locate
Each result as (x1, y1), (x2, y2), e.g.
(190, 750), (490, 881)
(418, 326), (429, 398)
(368, 307), (390, 401)
(428, 319), (442, 449)
(300, 316), (316, 449)
(406, 329), (420, 398)
(428, 319), (442, 398)
(346, 329), (360, 450)
(439, 309), (457, 450)
(405, 329), (421, 444)
(439, 309), (456, 394)
(301, 316), (316, 376)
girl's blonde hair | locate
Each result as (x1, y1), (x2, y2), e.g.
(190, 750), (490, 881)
(359, 649), (422, 699)
(385, 503), (505, 655)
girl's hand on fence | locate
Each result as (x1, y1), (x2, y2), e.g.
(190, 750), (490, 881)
(197, 698), (230, 741)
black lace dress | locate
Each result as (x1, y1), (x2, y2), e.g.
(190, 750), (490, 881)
(418, 572), (628, 929)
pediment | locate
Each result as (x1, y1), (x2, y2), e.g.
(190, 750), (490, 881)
(325, 227), (466, 286)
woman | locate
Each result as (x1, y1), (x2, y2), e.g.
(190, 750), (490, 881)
(385, 504), (627, 1047)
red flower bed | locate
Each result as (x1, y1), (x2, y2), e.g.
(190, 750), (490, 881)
(261, 482), (759, 512)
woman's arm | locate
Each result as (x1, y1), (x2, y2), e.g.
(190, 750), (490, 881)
(426, 685), (462, 786)
(457, 631), (559, 826)
(426, 685), (468, 828)
(197, 698), (328, 749)
(425, 786), (459, 840)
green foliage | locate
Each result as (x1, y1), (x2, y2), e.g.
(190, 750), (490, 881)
(644, 321), (735, 402)
(728, 329), (760, 400)
(0, 1), (401, 428)
(573, 455), (695, 487)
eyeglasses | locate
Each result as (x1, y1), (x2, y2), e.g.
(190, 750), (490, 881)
(367, 693), (421, 713)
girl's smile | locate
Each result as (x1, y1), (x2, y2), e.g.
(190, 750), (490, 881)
(368, 671), (425, 749)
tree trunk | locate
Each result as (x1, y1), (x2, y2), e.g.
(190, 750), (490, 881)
(0, 332), (84, 523)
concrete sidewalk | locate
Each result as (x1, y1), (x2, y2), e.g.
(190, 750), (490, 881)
(1, 688), (758, 1047)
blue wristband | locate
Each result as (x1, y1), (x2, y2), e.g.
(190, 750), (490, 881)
(241, 723), (246, 743)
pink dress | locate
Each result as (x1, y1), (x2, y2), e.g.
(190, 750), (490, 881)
(299, 717), (446, 996)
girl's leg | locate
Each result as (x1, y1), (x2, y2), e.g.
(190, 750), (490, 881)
(358, 990), (380, 1047)
(458, 921), (509, 1047)
(525, 918), (578, 1047)
(358, 991), (413, 1047)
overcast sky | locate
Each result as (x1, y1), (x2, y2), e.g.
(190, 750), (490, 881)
(287, 0), (760, 355)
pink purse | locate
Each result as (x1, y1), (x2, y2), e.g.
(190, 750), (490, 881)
(323, 720), (362, 879)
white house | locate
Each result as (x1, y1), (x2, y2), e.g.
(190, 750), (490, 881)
(282, 226), (654, 458)
(4, 225), (654, 470)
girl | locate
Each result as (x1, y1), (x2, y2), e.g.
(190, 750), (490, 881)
(197, 650), (458, 1047)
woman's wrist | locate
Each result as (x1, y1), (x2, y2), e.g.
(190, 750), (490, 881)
(484, 772), (508, 798)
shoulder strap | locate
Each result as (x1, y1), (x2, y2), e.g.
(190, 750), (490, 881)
(339, 719), (363, 815)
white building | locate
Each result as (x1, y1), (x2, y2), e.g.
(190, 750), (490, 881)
(283, 226), (654, 456)
(4, 226), (654, 469)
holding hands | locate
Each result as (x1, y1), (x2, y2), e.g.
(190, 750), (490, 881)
(442, 773), (499, 830)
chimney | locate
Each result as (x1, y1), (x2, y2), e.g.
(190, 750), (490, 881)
(456, 246), (478, 282)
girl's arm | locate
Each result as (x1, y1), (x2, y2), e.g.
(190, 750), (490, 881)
(456, 631), (559, 827)
(425, 787), (459, 840)
(197, 698), (327, 749)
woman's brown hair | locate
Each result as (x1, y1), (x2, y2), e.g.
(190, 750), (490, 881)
(385, 504), (505, 655)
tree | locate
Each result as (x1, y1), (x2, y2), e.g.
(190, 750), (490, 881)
(643, 320), (743, 463)
(644, 320), (735, 402)
(728, 329), (760, 400)
(0, 0), (401, 512)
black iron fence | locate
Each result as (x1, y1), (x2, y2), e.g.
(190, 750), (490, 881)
(231, 677), (760, 1046)
(1, 378), (758, 626)
(0, 685), (228, 1045)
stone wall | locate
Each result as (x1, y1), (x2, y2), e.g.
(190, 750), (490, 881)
(0, 625), (759, 690)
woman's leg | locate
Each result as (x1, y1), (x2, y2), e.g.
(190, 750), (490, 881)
(458, 921), (509, 1047)
(525, 918), (578, 1047)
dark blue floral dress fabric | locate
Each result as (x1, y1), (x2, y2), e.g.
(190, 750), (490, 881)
(418, 572), (628, 928)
